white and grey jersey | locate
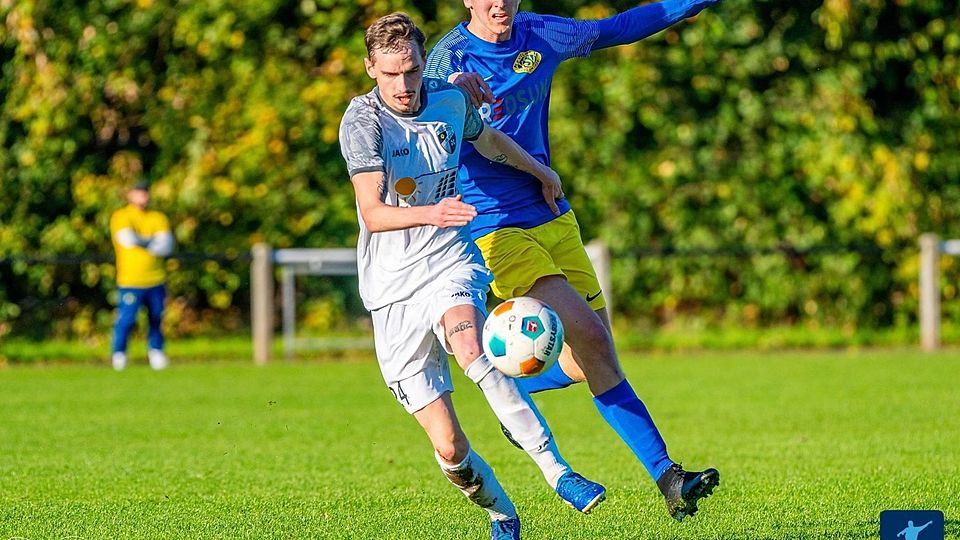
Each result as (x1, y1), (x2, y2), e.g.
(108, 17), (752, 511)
(339, 78), (489, 311)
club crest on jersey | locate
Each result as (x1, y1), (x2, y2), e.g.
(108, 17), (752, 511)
(513, 50), (542, 74)
(436, 123), (457, 153)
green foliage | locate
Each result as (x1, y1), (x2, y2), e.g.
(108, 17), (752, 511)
(1, 0), (959, 338)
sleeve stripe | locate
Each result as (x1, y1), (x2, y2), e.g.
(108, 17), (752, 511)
(348, 165), (385, 177)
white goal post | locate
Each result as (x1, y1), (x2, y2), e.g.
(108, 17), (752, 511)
(249, 240), (612, 363)
(919, 233), (960, 352)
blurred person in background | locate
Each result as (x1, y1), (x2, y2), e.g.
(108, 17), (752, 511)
(109, 180), (174, 371)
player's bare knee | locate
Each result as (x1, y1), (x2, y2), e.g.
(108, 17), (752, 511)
(574, 318), (614, 354)
(435, 437), (469, 463)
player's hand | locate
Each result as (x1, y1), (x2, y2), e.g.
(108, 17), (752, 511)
(448, 72), (496, 108)
(539, 169), (564, 216)
(430, 195), (477, 228)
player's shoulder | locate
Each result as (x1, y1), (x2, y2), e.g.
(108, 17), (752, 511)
(110, 205), (132, 223)
(341, 90), (382, 130)
(514, 11), (577, 36)
(423, 77), (462, 95)
(147, 210), (168, 223)
(431, 23), (470, 53)
(424, 78), (472, 107)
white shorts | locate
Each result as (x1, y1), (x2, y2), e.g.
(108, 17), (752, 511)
(371, 268), (491, 414)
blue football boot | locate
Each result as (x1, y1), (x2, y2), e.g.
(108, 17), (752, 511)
(555, 471), (606, 513)
(490, 517), (521, 540)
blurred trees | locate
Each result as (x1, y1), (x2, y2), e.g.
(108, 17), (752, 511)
(0, 0), (958, 340)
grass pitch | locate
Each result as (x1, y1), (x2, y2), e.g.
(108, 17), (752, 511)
(1, 349), (957, 539)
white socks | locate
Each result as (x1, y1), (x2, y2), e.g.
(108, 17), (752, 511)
(436, 448), (516, 521)
(464, 354), (571, 488)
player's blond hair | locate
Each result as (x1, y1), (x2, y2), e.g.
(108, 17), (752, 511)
(364, 12), (426, 60)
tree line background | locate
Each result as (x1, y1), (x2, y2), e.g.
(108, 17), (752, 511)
(1, 0), (958, 342)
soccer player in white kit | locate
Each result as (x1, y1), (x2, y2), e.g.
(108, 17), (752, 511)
(338, 12), (605, 540)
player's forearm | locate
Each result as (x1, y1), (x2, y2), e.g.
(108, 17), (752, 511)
(359, 204), (433, 233)
(473, 128), (551, 184)
(115, 228), (149, 249)
(593, 0), (719, 50)
(147, 232), (174, 257)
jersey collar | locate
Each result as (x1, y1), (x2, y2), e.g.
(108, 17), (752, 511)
(457, 20), (520, 51)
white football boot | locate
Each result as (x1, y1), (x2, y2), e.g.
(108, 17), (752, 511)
(111, 352), (128, 371)
(148, 349), (169, 370)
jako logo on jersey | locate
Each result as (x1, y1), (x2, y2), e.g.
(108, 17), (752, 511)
(478, 80), (551, 122)
(436, 123), (458, 153)
(513, 50), (542, 74)
(451, 291), (471, 299)
(391, 148), (410, 157)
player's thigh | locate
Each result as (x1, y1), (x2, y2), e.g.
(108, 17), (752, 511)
(475, 226), (563, 300)
(115, 288), (145, 324)
(543, 212), (606, 311)
(431, 272), (489, 367)
(143, 285), (166, 320)
(441, 304), (485, 370)
(371, 303), (454, 414)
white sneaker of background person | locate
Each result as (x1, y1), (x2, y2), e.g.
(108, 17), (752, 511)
(148, 349), (169, 370)
(112, 351), (128, 371)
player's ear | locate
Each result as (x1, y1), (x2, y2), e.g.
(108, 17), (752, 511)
(364, 56), (376, 79)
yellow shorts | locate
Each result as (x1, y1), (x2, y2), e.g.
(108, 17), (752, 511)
(474, 211), (606, 311)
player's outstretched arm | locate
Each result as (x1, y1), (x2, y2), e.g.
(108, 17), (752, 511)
(471, 126), (564, 215)
(591, 0), (722, 50)
(351, 171), (477, 232)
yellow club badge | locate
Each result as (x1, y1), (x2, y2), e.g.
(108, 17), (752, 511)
(513, 50), (542, 74)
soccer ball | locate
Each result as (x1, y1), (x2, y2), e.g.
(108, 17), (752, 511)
(482, 297), (564, 378)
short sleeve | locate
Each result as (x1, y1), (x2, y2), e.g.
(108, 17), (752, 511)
(339, 98), (385, 176)
(110, 209), (131, 236)
(456, 87), (485, 141)
(153, 212), (171, 233)
(424, 45), (458, 80)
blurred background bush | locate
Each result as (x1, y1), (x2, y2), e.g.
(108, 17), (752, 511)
(0, 0), (958, 344)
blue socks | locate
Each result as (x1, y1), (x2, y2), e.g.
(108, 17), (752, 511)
(516, 360), (576, 394)
(517, 363), (674, 482)
(593, 379), (673, 481)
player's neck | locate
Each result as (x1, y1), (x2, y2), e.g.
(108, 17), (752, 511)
(466, 20), (513, 44)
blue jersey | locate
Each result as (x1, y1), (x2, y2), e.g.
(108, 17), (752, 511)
(425, 13), (594, 238)
(425, 1), (720, 238)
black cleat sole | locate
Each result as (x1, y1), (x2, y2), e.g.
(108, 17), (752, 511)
(673, 469), (720, 522)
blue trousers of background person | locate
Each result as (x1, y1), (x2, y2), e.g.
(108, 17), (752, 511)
(112, 285), (166, 353)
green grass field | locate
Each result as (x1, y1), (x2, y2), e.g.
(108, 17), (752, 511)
(1, 349), (957, 539)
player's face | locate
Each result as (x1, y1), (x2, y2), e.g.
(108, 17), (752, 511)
(464, 0), (520, 43)
(128, 188), (149, 209)
(364, 42), (425, 114)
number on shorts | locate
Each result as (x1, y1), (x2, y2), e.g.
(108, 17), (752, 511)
(388, 381), (410, 406)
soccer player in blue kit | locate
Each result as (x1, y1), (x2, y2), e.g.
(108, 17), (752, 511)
(425, 0), (723, 521)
